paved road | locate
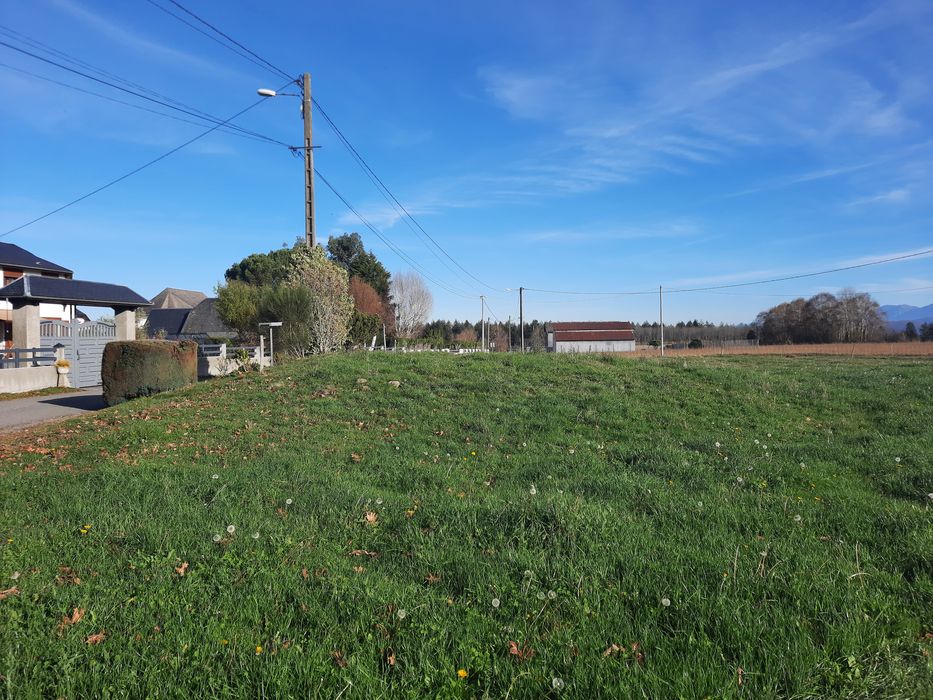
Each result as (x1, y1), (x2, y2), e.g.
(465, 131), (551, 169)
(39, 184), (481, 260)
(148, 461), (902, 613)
(0, 388), (105, 432)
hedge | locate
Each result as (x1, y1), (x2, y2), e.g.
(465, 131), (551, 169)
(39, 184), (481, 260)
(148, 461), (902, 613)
(102, 340), (197, 406)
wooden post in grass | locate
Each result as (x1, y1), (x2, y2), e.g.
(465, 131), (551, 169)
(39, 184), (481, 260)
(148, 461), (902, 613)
(259, 335), (265, 374)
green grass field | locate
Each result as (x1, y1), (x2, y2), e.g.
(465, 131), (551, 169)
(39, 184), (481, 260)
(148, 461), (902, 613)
(1, 353), (931, 698)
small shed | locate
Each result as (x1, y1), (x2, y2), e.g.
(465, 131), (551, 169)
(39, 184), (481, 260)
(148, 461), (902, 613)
(546, 321), (636, 353)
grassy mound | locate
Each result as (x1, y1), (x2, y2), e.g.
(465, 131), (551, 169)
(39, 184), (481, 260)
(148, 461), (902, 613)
(1, 353), (931, 697)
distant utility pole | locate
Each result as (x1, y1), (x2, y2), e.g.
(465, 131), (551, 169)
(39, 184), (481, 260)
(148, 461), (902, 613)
(659, 285), (664, 358)
(302, 73), (316, 247)
(507, 316), (511, 352)
(519, 287), (525, 353)
(480, 295), (486, 352)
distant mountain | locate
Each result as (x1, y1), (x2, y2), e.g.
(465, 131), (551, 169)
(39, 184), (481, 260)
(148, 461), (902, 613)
(880, 303), (933, 332)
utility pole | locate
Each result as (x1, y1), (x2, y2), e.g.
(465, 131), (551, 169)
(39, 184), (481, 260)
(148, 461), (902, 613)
(480, 296), (486, 352)
(659, 285), (664, 358)
(519, 287), (525, 353)
(302, 72), (316, 247)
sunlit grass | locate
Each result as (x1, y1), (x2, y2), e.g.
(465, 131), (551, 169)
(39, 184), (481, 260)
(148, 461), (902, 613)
(1, 353), (931, 697)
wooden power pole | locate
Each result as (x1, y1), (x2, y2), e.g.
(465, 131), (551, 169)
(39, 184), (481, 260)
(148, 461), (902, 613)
(302, 73), (316, 247)
(519, 287), (525, 352)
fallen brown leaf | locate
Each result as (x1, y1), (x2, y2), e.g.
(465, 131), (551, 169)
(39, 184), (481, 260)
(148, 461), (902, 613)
(85, 630), (106, 645)
(364, 511), (378, 526)
(174, 561), (189, 576)
(508, 640), (535, 661)
(57, 607), (85, 634)
(0, 586), (19, 601)
(301, 567), (309, 580)
(55, 566), (81, 586)
(331, 650), (348, 668)
(425, 573), (441, 585)
(350, 453), (363, 463)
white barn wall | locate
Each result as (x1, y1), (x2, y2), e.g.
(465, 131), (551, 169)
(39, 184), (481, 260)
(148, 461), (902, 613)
(555, 340), (635, 353)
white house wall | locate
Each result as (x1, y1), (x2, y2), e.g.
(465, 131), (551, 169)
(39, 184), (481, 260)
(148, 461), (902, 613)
(555, 340), (636, 353)
(0, 299), (72, 322)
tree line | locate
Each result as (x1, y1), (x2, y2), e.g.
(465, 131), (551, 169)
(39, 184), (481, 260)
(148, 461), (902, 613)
(216, 233), (434, 356)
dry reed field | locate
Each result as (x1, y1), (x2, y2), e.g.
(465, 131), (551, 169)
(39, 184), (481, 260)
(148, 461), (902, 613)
(630, 342), (933, 358)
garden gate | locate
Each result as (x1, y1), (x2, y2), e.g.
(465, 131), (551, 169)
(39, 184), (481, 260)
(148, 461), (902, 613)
(40, 320), (117, 388)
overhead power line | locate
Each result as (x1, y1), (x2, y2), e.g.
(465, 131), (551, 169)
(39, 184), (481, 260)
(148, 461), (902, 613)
(0, 61), (274, 144)
(165, 0), (294, 82)
(0, 38), (288, 147)
(525, 249), (933, 297)
(1, 80), (294, 238)
(314, 170), (475, 299)
(153, 1), (499, 297)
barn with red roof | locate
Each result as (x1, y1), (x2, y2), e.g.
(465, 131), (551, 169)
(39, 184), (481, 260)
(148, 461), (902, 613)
(545, 321), (636, 353)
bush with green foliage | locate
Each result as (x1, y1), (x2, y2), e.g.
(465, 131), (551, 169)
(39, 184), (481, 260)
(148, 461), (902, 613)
(348, 309), (381, 347)
(101, 340), (197, 406)
(688, 338), (704, 349)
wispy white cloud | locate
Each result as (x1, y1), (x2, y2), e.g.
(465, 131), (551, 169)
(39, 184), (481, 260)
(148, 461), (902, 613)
(845, 188), (911, 207)
(50, 0), (242, 78)
(471, 1), (932, 199)
(522, 219), (701, 243)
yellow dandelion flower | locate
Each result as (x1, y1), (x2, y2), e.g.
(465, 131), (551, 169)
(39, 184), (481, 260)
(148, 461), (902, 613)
(255, 645), (263, 655)
(458, 669), (468, 679)
(221, 639), (228, 646)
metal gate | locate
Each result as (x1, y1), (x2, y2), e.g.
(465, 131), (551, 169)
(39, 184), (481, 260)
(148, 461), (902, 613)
(40, 321), (117, 388)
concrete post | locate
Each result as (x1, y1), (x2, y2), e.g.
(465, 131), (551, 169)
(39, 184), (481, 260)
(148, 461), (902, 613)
(113, 308), (136, 341)
(11, 302), (40, 349)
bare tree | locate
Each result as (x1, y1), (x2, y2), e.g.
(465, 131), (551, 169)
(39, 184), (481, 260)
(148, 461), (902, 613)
(391, 271), (433, 338)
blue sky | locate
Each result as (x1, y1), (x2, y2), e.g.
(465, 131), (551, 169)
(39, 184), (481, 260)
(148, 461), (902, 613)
(1, 0), (931, 324)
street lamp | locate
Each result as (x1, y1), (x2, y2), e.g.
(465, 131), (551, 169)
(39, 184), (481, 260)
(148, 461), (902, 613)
(258, 321), (282, 367)
(257, 72), (316, 247)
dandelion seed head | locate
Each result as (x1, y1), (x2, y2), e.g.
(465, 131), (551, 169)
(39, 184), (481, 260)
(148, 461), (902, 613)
(252, 532), (260, 539)
(661, 597), (671, 607)
(715, 442), (721, 448)
(537, 591), (546, 601)
(547, 590), (557, 600)
(552, 677), (565, 690)
(736, 476), (744, 484)
(212, 534), (221, 543)
(529, 485), (537, 496)
(894, 456), (901, 463)
(211, 473), (219, 480)
(375, 497), (383, 505)
(794, 514), (802, 522)
(226, 525), (236, 534)
(285, 498), (293, 506)
(697, 501), (703, 508)
(491, 597), (500, 609)
(397, 608), (407, 620)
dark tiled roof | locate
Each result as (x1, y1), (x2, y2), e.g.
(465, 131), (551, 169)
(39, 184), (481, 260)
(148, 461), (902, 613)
(549, 321), (635, 332)
(0, 242), (72, 274)
(179, 298), (234, 337)
(554, 330), (635, 342)
(0, 276), (151, 306)
(146, 308), (191, 337)
(150, 288), (207, 309)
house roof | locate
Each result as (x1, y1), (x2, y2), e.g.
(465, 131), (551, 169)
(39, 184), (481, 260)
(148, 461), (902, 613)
(0, 242), (72, 275)
(149, 287), (207, 309)
(178, 298), (234, 337)
(554, 329), (635, 342)
(146, 308), (191, 337)
(549, 321), (635, 332)
(0, 276), (151, 307)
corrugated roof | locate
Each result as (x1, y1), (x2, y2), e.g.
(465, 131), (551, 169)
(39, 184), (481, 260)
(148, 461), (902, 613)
(554, 330), (635, 342)
(0, 242), (72, 275)
(149, 287), (207, 309)
(550, 321), (634, 332)
(0, 276), (151, 306)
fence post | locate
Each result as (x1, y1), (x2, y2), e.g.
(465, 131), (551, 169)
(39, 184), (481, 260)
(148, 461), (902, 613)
(259, 336), (265, 373)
